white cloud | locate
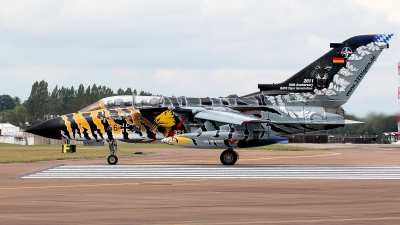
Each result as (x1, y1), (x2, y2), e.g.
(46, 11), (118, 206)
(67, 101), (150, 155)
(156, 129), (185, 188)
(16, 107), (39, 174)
(149, 68), (296, 97)
(355, 0), (400, 25)
(307, 34), (335, 54)
(0, 0), (399, 117)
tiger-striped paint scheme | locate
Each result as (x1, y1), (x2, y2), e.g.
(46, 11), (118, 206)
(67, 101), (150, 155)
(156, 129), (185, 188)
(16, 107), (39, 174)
(26, 34), (392, 165)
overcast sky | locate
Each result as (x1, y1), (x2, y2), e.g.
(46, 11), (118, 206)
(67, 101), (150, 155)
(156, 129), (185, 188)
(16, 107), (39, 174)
(0, 0), (399, 117)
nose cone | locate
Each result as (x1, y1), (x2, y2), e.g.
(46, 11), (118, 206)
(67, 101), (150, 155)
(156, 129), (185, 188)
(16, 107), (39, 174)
(25, 117), (62, 139)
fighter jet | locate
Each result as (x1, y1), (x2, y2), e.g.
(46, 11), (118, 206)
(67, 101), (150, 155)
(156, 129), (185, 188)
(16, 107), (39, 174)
(26, 34), (393, 165)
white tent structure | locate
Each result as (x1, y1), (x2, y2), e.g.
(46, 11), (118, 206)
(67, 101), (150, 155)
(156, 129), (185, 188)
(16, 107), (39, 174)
(0, 122), (20, 135)
(0, 123), (32, 145)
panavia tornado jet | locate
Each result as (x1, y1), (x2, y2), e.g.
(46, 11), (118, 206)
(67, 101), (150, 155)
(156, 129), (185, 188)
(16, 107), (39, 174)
(26, 34), (393, 165)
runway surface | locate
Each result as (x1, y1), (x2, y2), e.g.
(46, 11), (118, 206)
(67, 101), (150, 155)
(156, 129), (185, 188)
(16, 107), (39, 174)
(22, 164), (400, 179)
(2, 145), (400, 224)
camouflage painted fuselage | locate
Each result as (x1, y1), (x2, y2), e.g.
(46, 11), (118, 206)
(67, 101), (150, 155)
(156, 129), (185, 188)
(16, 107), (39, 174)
(56, 94), (343, 149)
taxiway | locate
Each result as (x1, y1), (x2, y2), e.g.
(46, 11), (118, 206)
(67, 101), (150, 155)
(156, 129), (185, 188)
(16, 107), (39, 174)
(1, 144), (400, 225)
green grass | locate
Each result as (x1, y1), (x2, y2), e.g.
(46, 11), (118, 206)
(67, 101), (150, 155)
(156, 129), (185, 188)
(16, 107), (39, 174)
(246, 144), (327, 151)
(117, 143), (182, 149)
(119, 143), (327, 151)
(0, 143), (326, 163)
(0, 144), (153, 163)
(0, 142), (170, 149)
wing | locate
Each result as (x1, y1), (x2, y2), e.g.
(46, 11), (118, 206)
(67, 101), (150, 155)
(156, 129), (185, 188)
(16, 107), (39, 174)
(193, 109), (354, 126)
(194, 110), (269, 125)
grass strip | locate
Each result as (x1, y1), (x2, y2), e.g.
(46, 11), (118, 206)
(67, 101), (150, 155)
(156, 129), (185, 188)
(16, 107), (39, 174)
(0, 145), (152, 163)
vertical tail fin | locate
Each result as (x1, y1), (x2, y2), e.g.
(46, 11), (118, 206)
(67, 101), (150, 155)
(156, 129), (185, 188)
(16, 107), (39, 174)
(258, 34), (393, 107)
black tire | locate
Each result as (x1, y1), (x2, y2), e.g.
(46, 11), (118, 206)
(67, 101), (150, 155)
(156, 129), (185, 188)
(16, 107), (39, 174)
(234, 150), (239, 160)
(107, 155), (118, 165)
(220, 150), (238, 165)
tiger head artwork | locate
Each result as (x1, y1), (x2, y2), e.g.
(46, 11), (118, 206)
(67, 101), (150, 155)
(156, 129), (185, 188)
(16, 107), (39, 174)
(310, 60), (336, 89)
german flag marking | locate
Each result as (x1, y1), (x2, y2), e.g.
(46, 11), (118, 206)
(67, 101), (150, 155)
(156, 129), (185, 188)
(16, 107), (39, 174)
(333, 56), (345, 63)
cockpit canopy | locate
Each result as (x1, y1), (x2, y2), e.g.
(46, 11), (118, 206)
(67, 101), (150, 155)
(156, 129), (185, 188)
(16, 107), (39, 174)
(78, 95), (162, 112)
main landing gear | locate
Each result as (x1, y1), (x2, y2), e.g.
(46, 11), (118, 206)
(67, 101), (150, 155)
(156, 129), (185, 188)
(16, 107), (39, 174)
(220, 148), (239, 165)
(107, 139), (118, 165)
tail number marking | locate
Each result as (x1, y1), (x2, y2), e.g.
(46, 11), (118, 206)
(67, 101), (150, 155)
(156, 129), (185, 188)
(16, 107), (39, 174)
(304, 79), (313, 83)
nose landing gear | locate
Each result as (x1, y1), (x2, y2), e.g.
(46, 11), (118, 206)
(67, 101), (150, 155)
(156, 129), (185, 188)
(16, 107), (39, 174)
(107, 139), (118, 165)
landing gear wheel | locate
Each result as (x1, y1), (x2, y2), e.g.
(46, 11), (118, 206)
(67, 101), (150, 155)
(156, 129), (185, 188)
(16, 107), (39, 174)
(107, 155), (118, 165)
(220, 150), (238, 165)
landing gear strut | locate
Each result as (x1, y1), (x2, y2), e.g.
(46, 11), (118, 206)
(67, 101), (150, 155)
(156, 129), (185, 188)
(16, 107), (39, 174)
(107, 139), (118, 165)
(220, 148), (239, 165)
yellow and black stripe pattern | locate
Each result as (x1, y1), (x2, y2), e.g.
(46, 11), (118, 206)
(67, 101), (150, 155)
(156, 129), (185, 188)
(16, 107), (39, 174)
(59, 100), (179, 141)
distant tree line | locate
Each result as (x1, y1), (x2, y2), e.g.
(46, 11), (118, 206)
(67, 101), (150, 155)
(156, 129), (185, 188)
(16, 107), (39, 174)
(0, 95), (19, 111)
(0, 80), (156, 125)
(326, 113), (397, 138)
